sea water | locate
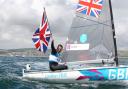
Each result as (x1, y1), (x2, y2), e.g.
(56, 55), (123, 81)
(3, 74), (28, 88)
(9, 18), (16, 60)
(0, 56), (128, 89)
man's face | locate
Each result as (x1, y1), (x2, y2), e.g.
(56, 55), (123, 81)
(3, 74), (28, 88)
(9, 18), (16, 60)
(57, 45), (63, 53)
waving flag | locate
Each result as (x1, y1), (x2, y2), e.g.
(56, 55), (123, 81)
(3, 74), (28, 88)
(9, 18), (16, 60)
(32, 8), (51, 53)
(76, 0), (103, 18)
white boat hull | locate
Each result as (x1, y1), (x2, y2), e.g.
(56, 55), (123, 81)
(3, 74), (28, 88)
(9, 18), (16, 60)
(22, 65), (128, 84)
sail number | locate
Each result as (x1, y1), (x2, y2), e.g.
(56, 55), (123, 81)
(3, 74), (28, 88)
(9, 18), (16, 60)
(109, 68), (128, 80)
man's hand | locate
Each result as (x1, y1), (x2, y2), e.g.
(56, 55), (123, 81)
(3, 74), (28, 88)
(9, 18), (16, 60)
(59, 62), (67, 65)
(50, 34), (54, 41)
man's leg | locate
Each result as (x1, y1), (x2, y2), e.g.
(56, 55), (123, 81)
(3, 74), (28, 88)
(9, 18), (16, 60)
(51, 64), (68, 70)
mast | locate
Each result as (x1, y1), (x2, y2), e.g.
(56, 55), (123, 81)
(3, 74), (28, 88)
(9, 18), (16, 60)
(109, 0), (118, 66)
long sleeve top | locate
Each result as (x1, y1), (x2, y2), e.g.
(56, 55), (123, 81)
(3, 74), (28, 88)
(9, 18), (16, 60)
(49, 40), (61, 63)
(51, 40), (57, 56)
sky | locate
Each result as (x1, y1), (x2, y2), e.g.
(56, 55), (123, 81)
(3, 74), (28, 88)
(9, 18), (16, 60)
(0, 0), (128, 50)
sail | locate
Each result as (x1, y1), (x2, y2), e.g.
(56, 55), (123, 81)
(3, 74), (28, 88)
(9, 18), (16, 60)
(32, 8), (51, 53)
(64, 0), (117, 62)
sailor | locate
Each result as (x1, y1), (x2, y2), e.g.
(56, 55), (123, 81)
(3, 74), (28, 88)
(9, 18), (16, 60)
(49, 38), (68, 71)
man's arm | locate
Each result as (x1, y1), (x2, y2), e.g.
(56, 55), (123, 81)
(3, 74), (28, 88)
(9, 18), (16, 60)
(51, 40), (57, 54)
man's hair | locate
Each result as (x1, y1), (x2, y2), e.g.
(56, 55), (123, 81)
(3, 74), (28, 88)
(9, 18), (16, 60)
(58, 44), (63, 48)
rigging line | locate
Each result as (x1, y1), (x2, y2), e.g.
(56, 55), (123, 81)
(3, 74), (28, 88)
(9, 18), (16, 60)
(101, 26), (114, 58)
(95, 23), (105, 58)
(101, 27), (113, 58)
(71, 21), (112, 29)
(101, 29), (107, 58)
(103, 28), (114, 52)
(101, 24), (105, 47)
(76, 15), (111, 27)
(71, 26), (111, 32)
(71, 23), (99, 28)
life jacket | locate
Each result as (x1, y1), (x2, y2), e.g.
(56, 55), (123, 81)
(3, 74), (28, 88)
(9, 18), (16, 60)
(49, 53), (61, 63)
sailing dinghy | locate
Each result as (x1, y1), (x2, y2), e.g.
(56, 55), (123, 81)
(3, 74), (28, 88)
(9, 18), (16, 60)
(22, 0), (128, 84)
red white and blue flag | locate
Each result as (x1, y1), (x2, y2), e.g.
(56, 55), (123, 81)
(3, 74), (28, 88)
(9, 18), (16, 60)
(76, 0), (103, 18)
(32, 9), (51, 53)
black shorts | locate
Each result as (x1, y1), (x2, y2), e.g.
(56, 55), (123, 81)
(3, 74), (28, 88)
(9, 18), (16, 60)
(49, 62), (68, 71)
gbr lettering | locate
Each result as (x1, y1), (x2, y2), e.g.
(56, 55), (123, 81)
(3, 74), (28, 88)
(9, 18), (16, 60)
(109, 68), (128, 80)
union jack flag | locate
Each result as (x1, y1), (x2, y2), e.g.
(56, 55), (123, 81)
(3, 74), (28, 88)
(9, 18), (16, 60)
(76, 0), (103, 18)
(32, 8), (51, 53)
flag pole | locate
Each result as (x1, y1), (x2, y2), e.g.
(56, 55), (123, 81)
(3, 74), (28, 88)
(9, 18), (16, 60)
(43, 7), (53, 38)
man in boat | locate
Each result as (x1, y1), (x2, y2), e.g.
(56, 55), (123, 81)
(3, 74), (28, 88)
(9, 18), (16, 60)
(49, 38), (68, 71)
